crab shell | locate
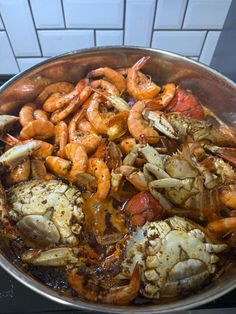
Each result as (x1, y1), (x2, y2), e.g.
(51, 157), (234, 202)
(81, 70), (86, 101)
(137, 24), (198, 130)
(7, 180), (84, 247)
(121, 216), (227, 300)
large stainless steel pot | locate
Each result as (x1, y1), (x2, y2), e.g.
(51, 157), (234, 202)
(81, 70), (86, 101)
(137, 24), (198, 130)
(0, 47), (236, 313)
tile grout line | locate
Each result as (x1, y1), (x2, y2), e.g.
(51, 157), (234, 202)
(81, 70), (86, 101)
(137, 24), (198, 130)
(122, 0), (126, 45)
(153, 28), (222, 32)
(149, 0), (158, 48)
(0, 14), (20, 72)
(34, 27), (222, 32)
(181, 0), (189, 29)
(198, 30), (208, 62)
(94, 29), (97, 46)
(60, 0), (66, 28)
(36, 27), (124, 31)
(28, 0), (43, 57)
(17, 56), (48, 59)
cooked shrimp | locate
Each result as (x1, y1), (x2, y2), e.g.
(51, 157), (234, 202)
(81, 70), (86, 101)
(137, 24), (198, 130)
(120, 137), (137, 155)
(33, 109), (48, 122)
(45, 156), (71, 177)
(64, 143), (88, 181)
(88, 158), (110, 200)
(5, 158), (30, 186)
(68, 107), (102, 154)
(77, 118), (97, 133)
(43, 79), (88, 113)
(35, 82), (74, 106)
(55, 121), (68, 158)
(99, 264), (141, 305)
(90, 79), (119, 96)
(19, 120), (55, 140)
(88, 67), (126, 93)
(32, 140), (54, 159)
(50, 95), (80, 124)
(207, 217), (236, 234)
(127, 56), (161, 100)
(68, 108), (86, 142)
(86, 94), (112, 134)
(77, 133), (102, 154)
(50, 85), (92, 124)
(19, 103), (36, 127)
(128, 100), (159, 143)
(31, 159), (47, 179)
(145, 83), (176, 110)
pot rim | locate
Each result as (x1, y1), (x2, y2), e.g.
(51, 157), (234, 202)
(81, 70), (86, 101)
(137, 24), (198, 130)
(1, 45), (236, 313)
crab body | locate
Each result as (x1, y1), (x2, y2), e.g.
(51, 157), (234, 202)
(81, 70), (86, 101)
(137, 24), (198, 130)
(7, 180), (84, 247)
(121, 216), (227, 299)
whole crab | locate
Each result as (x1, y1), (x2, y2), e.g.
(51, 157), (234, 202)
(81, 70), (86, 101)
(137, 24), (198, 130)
(7, 180), (84, 247)
(120, 216), (227, 299)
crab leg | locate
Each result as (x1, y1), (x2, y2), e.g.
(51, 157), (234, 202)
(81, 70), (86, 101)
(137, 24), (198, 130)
(204, 144), (236, 167)
(143, 163), (170, 182)
(143, 110), (178, 139)
(21, 248), (80, 266)
(138, 144), (164, 168)
(0, 140), (40, 172)
(149, 178), (193, 190)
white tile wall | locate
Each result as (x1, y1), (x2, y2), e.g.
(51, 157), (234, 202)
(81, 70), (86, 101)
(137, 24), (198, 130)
(0, 0), (233, 75)
(30, 0), (64, 29)
(152, 31), (206, 56)
(0, 32), (19, 74)
(154, 0), (187, 29)
(38, 30), (94, 56)
(183, 0), (232, 29)
(63, 0), (123, 28)
(17, 57), (48, 71)
(0, 0), (41, 56)
(199, 31), (221, 65)
(124, 0), (156, 46)
(96, 30), (123, 46)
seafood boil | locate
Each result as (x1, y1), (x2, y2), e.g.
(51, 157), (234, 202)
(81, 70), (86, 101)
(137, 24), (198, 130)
(1, 55), (236, 305)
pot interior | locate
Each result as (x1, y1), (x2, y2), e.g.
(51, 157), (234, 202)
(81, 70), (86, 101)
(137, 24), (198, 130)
(0, 47), (236, 313)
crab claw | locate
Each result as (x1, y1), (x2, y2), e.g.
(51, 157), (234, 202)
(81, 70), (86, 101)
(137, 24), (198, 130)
(124, 191), (163, 226)
(143, 110), (178, 139)
(115, 165), (148, 191)
(166, 88), (204, 119)
(0, 140), (40, 172)
(21, 248), (80, 266)
(0, 115), (19, 135)
(205, 144), (236, 167)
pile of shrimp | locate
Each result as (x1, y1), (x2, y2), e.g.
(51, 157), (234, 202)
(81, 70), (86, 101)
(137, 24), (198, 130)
(2, 57), (172, 195)
(2, 56), (236, 296)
